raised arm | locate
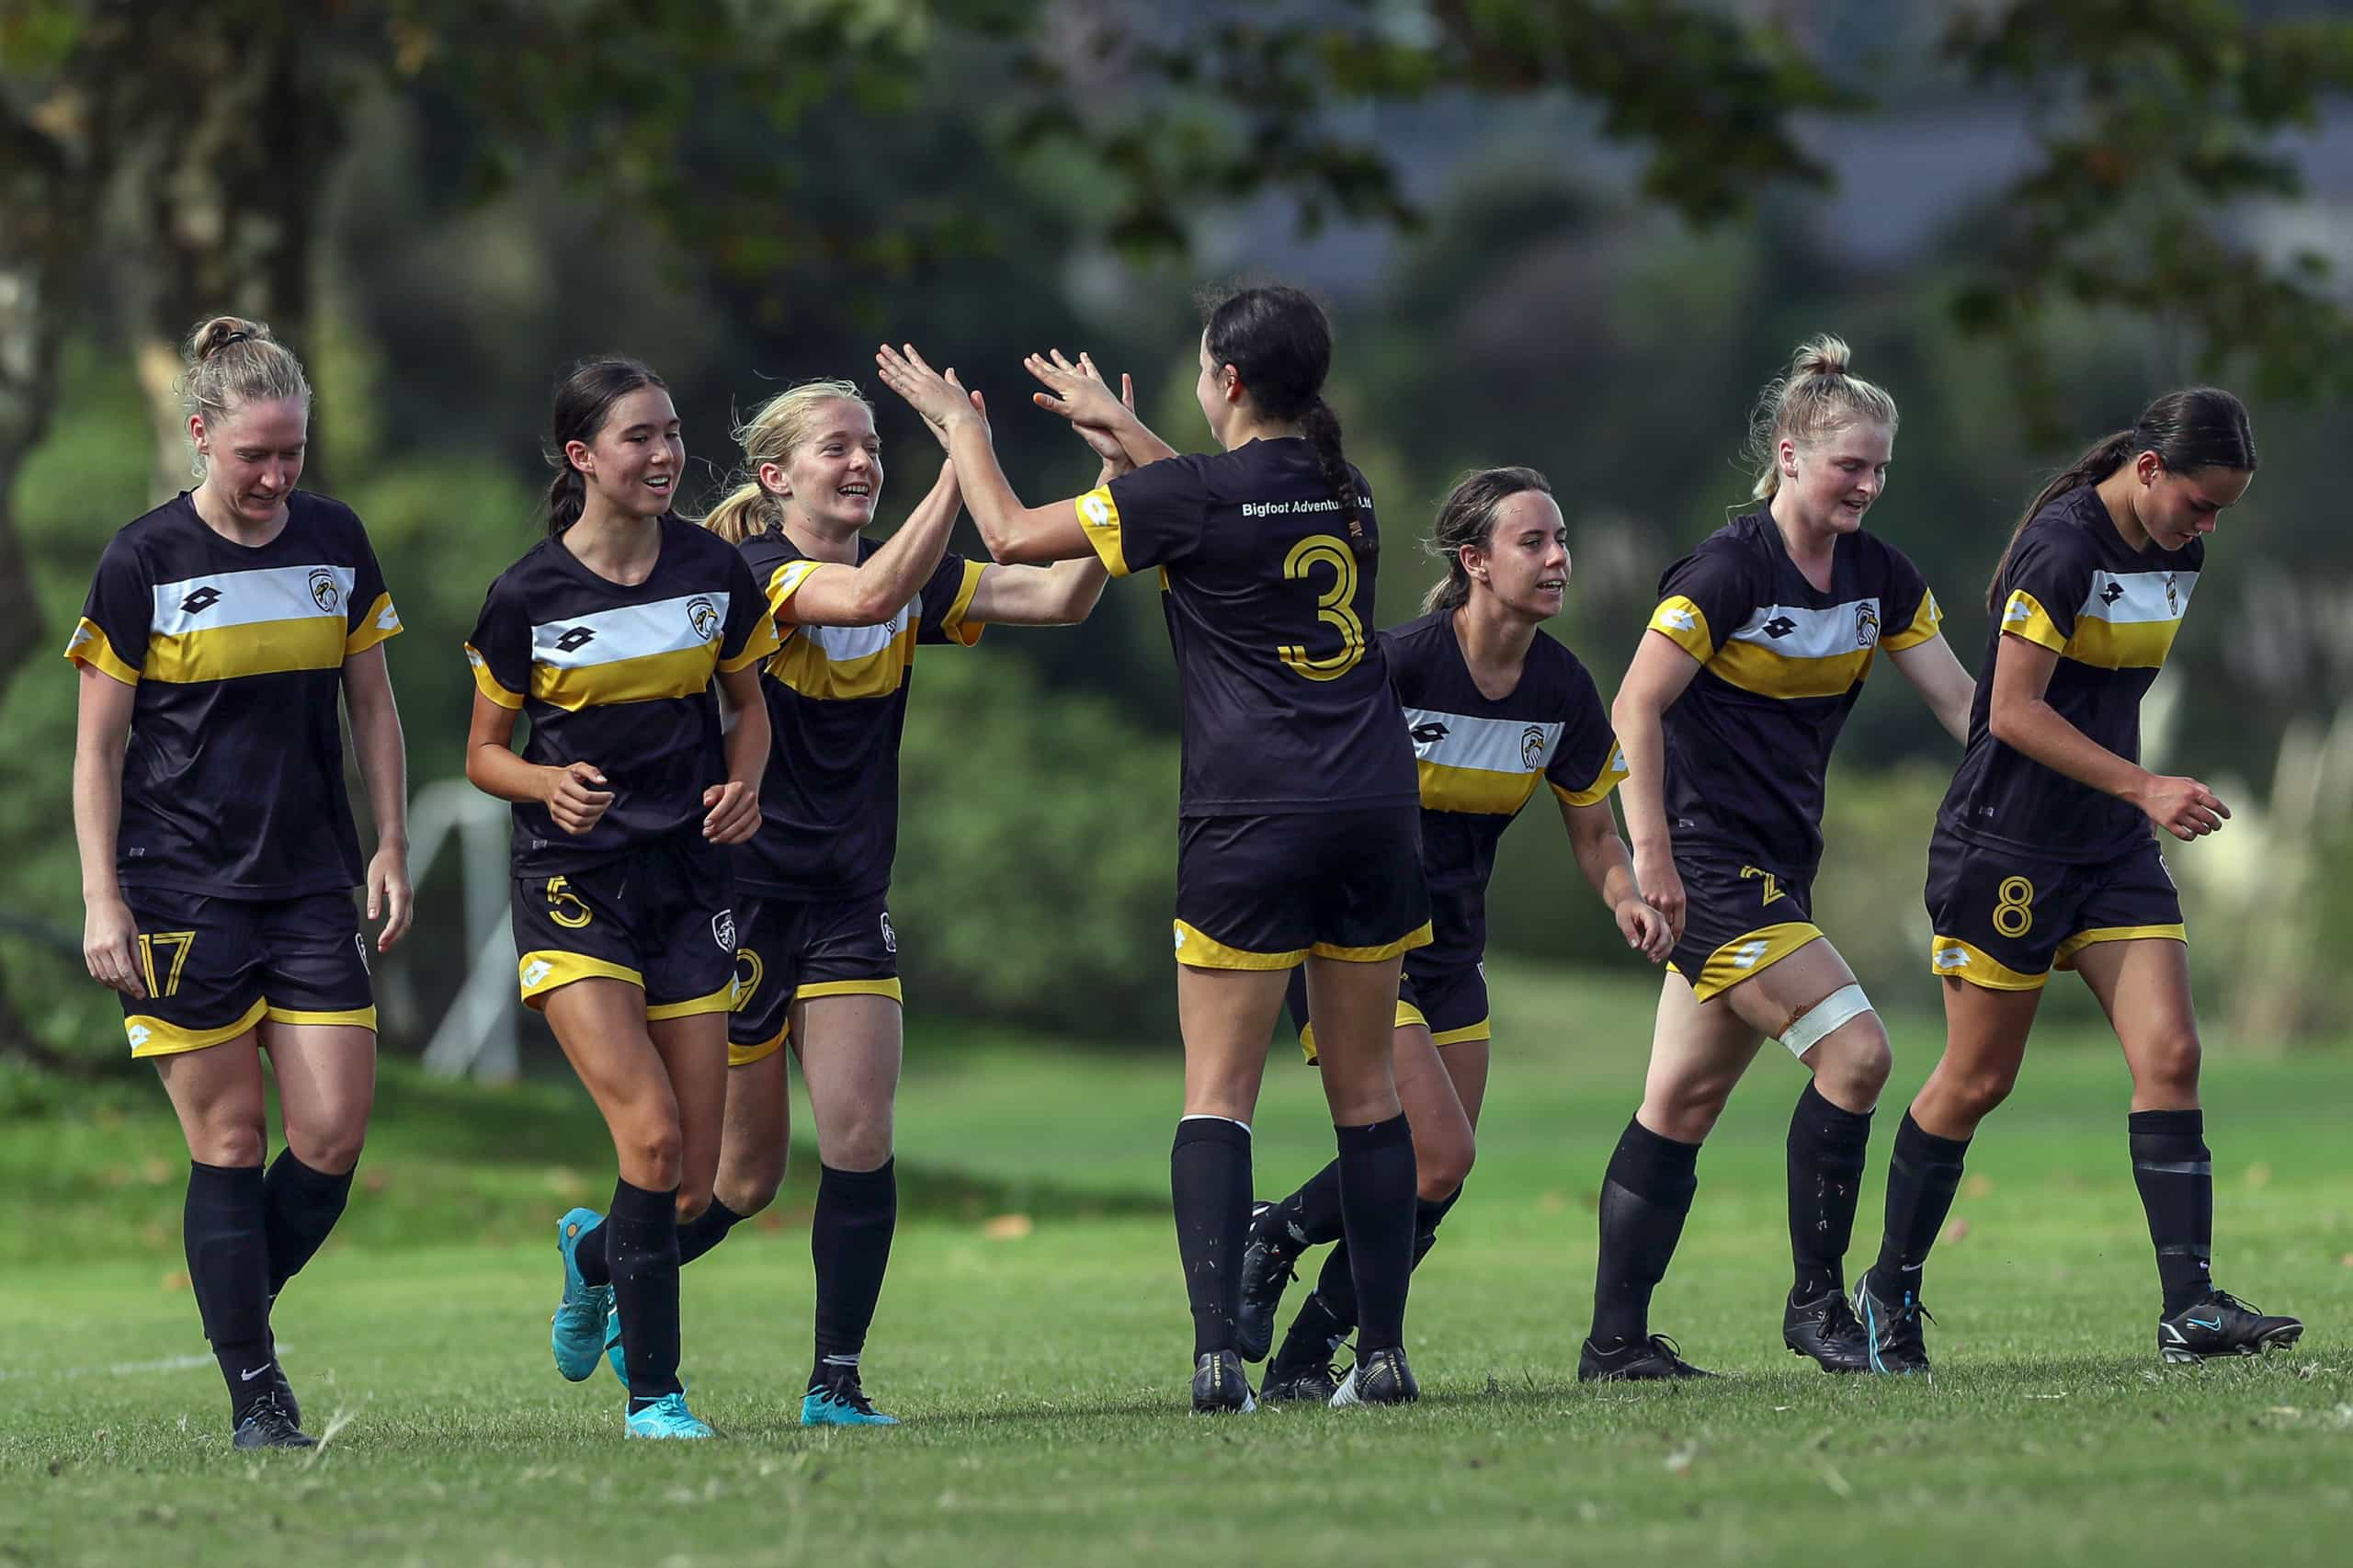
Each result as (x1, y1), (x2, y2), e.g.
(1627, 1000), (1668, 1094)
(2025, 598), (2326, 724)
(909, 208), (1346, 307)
(73, 665), (143, 999)
(875, 343), (1097, 567)
(1887, 632), (1975, 744)
(775, 460), (964, 628)
(341, 644), (414, 950)
(1610, 632), (1707, 941)
(1025, 349), (1178, 472)
(1986, 634), (2225, 842)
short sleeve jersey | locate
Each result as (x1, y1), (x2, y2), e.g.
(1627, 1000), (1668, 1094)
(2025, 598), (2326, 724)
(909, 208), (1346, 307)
(1386, 612), (1625, 971)
(1075, 437), (1417, 815)
(730, 527), (985, 900)
(1938, 486), (2202, 863)
(465, 517), (779, 874)
(64, 491), (403, 897)
(1645, 512), (1942, 876)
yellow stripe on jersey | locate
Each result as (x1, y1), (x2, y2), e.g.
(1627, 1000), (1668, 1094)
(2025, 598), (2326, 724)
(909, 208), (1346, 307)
(1708, 641), (1873, 699)
(765, 621), (921, 700)
(64, 618), (142, 686)
(1648, 596), (1713, 661)
(1883, 586), (1943, 651)
(1999, 589), (2067, 653)
(346, 592), (404, 655)
(1930, 935), (2047, 991)
(937, 558), (985, 644)
(719, 610), (781, 673)
(2062, 617), (2182, 671)
(465, 642), (524, 709)
(1416, 760), (1544, 815)
(530, 643), (721, 711)
(1552, 743), (1628, 809)
(142, 615), (349, 685)
(1076, 487), (1131, 578)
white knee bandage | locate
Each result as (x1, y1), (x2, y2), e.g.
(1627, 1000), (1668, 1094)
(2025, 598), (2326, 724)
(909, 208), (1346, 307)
(1779, 983), (1873, 1059)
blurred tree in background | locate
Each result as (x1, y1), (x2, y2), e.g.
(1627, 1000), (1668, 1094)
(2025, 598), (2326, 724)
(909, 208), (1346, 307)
(5, 0), (2353, 1069)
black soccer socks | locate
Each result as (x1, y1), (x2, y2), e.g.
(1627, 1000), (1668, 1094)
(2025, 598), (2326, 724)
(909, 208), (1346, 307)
(262, 1148), (356, 1299)
(2129, 1108), (2215, 1314)
(1590, 1117), (1701, 1346)
(1336, 1114), (1416, 1355)
(1272, 1159), (1347, 1249)
(1787, 1082), (1872, 1300)
(810, 1161), (897, 1386)
(605, 1176), (684, 1408)
(676, 1197), (746, 1268)
(1171, 1117), (1254, 1358)
(1866, 1112), (1971, 1303)
(186, 1161), (274, 1423)
(1306, 1184), (1461, 1336)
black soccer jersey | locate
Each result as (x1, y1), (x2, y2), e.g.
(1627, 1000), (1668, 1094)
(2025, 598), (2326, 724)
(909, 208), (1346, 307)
(1386, 611), (1625, 971)
(1646, 511), (1941, 877)
(465, 517), (779, 874)
(1076, 437), (1416, 815)
(64, 490), (402, 897)
(731, 527), (984, 900)
(1938, 486), (2202, 864)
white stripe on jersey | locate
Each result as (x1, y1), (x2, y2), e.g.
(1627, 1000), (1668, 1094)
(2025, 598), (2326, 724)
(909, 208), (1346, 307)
(1724, 598), (1884, 658)
(1402, 707), (1564, 774)
(795, 604), (920, 663)
(150, 565), (357, 635)
(533, 593), (731, 668)
(2077, 569), (2198, 625)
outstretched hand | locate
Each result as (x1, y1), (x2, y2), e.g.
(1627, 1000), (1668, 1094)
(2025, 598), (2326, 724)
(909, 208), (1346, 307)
(1026, 349), (1135, 470)
(876, 343), (985, 444)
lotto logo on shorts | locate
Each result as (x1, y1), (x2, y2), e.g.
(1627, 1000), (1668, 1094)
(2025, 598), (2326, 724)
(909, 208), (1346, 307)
(521, 960), (553, 989)
(1173, 922), (1186, 953)
(125, 1023), (152, 1050)
(711, 910), (736, 953)
(880, 912), (897, 954)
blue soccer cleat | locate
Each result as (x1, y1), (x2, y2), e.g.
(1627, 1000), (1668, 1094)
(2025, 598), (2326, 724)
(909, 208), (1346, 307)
(551, 1208), (613, 1382)
(622, 1391), (715, 1439)
(603, 1298), (626, 1385)
(801, 1365), (899, 1426)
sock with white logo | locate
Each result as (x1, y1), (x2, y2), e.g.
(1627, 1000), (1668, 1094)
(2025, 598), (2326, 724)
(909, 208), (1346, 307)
(185, 1161), (276, 1426)
(810, 1161), (896, 1390)
(1171, 1117), (1253, 1358)
(1787, 1082), (1872, 1301)
(1336, 1114), (1418, 1357)
(1867, 1112), (1970, 1304)
(606, 1176), (684, 1411)
(2129, 1108), (2213, 1315)
(1591, 1118), (1701, 1346)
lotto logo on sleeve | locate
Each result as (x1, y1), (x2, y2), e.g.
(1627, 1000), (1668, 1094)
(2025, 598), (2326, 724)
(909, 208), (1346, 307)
(1082, 494), (1112, 528)
(1659, 607), (1696, 631)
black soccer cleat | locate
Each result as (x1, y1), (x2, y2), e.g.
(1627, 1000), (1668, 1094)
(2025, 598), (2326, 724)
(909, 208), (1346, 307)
(1258, 1358), (1341, 1405)
(1576, 1333), (1715, 1383)
(2157, 1290), (2304, 1364)
(231, 1392), (317, 1450)
(1234, 1201), (1302, 1363)
(1191, 1349), (1256, 1415)
(1329, 1345), (1419, 1407)
(1850, 1273), (1934, 1376)
(1784, 1288), (1874, 1373)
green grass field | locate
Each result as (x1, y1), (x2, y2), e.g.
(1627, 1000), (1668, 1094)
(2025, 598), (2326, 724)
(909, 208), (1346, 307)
(4, 965), (2348, 1566)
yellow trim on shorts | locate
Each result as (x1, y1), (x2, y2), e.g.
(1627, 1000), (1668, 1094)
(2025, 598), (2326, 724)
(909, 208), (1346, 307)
(262, 1005), (379, 1030)
(517, 950), (642, 1010)
(1929, 936), (2047, 992)
(645, 982), (737, 1021)
(1311, 923), (1434, 963)
(1430, 1017), (1492, 1047)
(126, 997), (268, 1059)
(795, 978), (905, 1004)
(729, 1028), (789, 1070)
(1173, 920), (1308, 971)
(1298, 999), (1430, 1064)
(2054, 923), (2187, 968)
(1672, 921), (1824, 1002)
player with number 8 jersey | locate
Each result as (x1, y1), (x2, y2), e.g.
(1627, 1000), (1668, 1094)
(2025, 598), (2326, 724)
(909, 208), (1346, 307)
(879, 284), (1432, 1412)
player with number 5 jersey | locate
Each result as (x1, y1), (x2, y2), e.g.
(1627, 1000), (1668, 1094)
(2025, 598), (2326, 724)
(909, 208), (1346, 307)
(1581, 337), (1977, 1383)
(1851, 388), (2303, 1374)
(879, 285), (1432, 1412)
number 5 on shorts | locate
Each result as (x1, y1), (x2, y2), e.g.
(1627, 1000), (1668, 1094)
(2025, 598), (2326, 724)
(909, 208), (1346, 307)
(137, 930), (196, 998)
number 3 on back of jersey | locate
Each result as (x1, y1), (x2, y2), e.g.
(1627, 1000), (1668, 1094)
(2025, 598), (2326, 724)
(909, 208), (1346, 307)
(1278, 533), (1367, 681)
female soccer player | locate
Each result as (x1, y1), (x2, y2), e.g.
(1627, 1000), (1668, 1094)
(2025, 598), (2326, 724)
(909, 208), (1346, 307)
(577, 369), (1112, 1426)
(70, 316), (412, 1449)
(1581, 336), (1976, 1381)
(1240, 467), (1674, 1403)
(464, 357), (779, 1439)
(879, 286), (1434, 1411)
(1851, 388), (2303, 1372)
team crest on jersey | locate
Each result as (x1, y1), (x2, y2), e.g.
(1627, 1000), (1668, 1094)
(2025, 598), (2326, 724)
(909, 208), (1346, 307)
(711, 909), (736, 953)
(1855, 603), (1881, 647)
(688, 597), (721, 641)
(1520, 725), (1547, 769)
(2165, 573), (2179, 615)
(880, 911), (897, 954)
(309, 568), (341, 614)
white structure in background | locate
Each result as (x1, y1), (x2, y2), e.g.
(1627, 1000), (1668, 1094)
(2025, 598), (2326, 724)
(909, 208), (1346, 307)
(384, 778), (518, 1082)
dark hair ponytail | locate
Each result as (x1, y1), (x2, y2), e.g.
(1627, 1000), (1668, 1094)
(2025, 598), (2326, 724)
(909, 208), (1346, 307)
(1423, 466), (1554, 615)
(544, 355), (669, 537)
(1201, 283), (1370, 554)
(1985, 387), (2256, 611)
